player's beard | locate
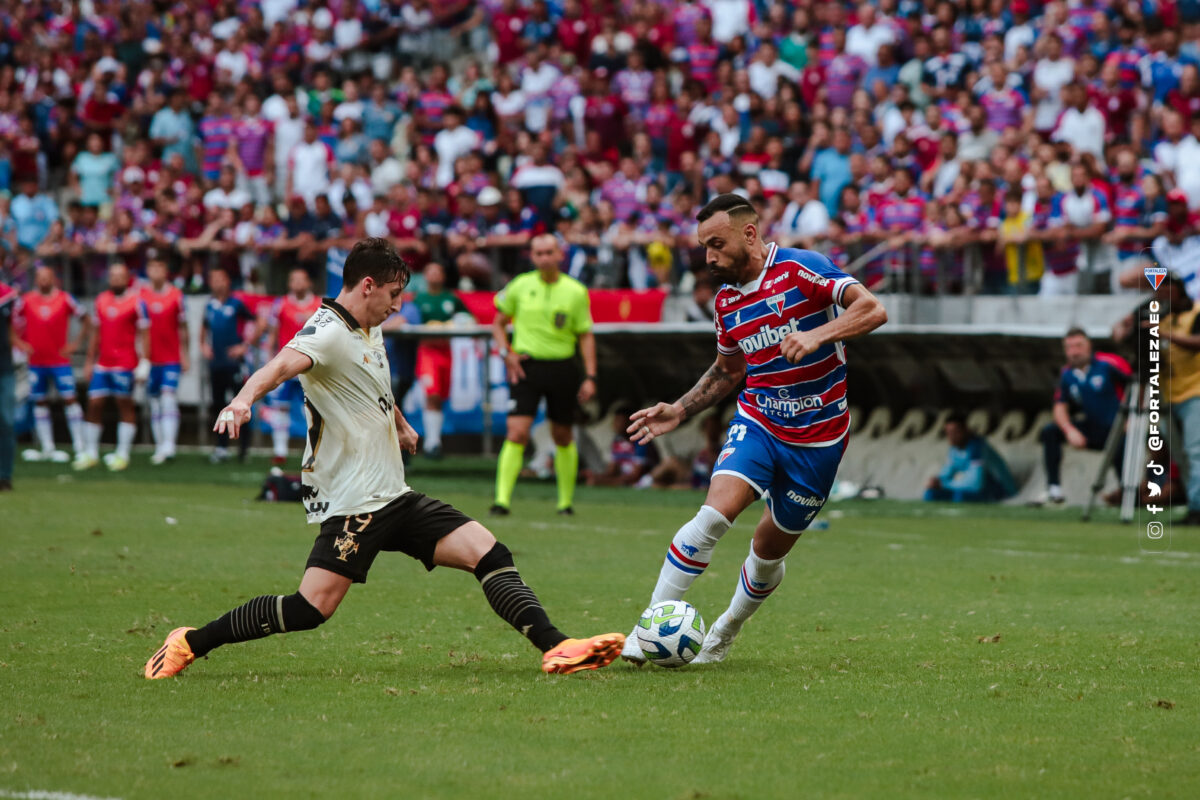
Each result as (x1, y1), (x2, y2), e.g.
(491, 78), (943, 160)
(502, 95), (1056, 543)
(709, 243), (750, 285)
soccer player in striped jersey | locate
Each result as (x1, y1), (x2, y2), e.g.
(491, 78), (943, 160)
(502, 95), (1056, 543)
(621, 194), (887, 664)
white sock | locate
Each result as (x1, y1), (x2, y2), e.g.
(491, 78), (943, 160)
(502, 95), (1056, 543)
(148, 396), (163, 453)
(161, 392), (180, 456)
(116, 421), (137, 460)
(422, 407), (444, 450)
(34, 405), (55, 452)
(649, 505), (733, 604)
(66, 402), (84, 453)
(713, 544), (787, 639)
(84, 421), (102, 459)
(271, 406), (290, 458)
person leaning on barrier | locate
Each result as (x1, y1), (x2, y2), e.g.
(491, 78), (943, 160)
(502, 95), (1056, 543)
(924, 412), (1017, 503)
(1039, 327), (1131, 505)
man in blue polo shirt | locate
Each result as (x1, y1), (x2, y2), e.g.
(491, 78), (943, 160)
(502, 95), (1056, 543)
(201, 268), (256, 462)
(1040, 328), (1132, 503)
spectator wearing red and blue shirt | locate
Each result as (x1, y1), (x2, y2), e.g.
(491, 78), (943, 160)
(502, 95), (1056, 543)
(1105, 149), (1166, 260)
(198, 94), (234, 183)
(825, 28), (868, 110)
(685, 17), (721, 93)
(875, 167), (927, 281)
(978, 61), (1028, 133)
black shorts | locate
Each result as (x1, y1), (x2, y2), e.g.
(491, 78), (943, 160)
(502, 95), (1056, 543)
(306, 491), (473, 583)
(509, 357), (580, 424)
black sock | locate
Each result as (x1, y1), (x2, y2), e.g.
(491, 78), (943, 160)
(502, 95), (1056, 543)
(184, 593), (325, 658)
(474, 542), (568, 652)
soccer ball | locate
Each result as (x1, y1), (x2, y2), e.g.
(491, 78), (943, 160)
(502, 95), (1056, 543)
(636, 600), (706, 668)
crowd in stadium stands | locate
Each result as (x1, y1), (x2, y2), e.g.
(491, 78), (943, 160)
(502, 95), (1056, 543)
(2, 0), (1200, 302)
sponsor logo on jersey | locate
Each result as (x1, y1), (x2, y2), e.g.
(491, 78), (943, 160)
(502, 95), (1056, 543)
(754, 392), (824, 415)
(766, 293), (786, 316)
(785, 490), (824, 507)
(763, 271), (790, 290)
(796, 269), (830, 288)
(738, 317), (803, 354)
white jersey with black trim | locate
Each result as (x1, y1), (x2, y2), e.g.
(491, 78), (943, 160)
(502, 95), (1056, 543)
(285, 298), (409, 522)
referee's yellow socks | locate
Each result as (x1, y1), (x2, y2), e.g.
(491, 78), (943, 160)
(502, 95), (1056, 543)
(495, 441), (524, 509)
(555, 442), (578, 511)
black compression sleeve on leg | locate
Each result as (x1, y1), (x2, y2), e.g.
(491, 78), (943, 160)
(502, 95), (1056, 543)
(474, 542), (568, 652)
(184, 593), (324, 658)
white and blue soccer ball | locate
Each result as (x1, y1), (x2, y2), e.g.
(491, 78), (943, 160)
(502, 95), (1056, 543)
(636, 600), (706, 668)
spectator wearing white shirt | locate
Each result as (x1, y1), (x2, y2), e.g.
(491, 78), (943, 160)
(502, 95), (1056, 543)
(520, 48), (560, 134)
(432, 106), (481, 189)
(214, 33), (251, 85)
(704, 0), (753, 45)
(368, 138), (405, 196)
(1174, 113), (1200, 210)
(845, 4), (895, 67)
(1003, 0), (1036, 62)
(1154, 110), (1188, 179)
(287, 120), (335, 208)
(272, 94), (304, 202)
(203, 166), (251, 211)
(1052, 83), (1107, 161)
(779, 181), (831, 247)
(1031, 33), (1075, 133)
(747, 41), (801, 99)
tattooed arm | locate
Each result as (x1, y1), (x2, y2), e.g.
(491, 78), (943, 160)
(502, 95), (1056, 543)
(627, 351), (746, 445)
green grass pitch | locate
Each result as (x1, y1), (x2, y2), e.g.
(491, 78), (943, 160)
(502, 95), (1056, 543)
(1, 455), (1198, 799)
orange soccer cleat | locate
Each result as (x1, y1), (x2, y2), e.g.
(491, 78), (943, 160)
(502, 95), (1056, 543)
(144, 626), (197, 679)
(541, 633), (626, 675)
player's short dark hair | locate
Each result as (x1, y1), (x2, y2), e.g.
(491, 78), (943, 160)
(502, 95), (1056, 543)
(696, 193), (759, 225)
(946, 410), (968, 428)
(1004, 188), (1023, 204)
(1064, 327), (1089, 340)
(342, 237), (411, 291)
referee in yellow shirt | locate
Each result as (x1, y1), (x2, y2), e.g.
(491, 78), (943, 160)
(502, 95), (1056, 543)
(491, 234), (597, 516)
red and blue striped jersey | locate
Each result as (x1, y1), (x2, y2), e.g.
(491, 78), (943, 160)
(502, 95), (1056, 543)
(714, 244), (858, 447)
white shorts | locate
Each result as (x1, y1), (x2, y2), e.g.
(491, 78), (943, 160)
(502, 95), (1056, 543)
(1038, 270), (1079, 297)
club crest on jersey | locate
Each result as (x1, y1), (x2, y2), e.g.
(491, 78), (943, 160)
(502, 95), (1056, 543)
(766, 293), (786, 316)
(718, 447), (735, 464)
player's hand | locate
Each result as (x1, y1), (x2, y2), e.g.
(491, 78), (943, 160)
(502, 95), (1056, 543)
(201, 342), (214, 360)
(56, 342), (71, 357)
(214, 400), (252, 439)
(577, 376), (596, 404)
(180, 353), (191, 373)
(927, 476), (942, 490)
(1066, 428), (1087, 449)
(505, 351), (528, 383)
(780, 330), (822, 364)
(228, 343), (248, 359)
(627, 402), (683, 445)
(397, 416), (419, 454)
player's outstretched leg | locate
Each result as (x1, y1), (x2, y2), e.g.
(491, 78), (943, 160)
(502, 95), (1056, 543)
(144, 574), (337, 679)
(438, 520), (624, 673)
(695, 508), (797, 664)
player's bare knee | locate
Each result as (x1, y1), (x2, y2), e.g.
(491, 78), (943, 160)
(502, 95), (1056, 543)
(550, 424), (573, 447)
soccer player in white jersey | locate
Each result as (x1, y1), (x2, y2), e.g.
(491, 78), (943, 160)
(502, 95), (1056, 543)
(621, 194), (887, 664)
(145, 238), (624, 678)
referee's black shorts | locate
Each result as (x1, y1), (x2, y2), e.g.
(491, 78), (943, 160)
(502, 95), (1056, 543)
(508, 356), (580, 425)
(306, 491), (473, 583)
